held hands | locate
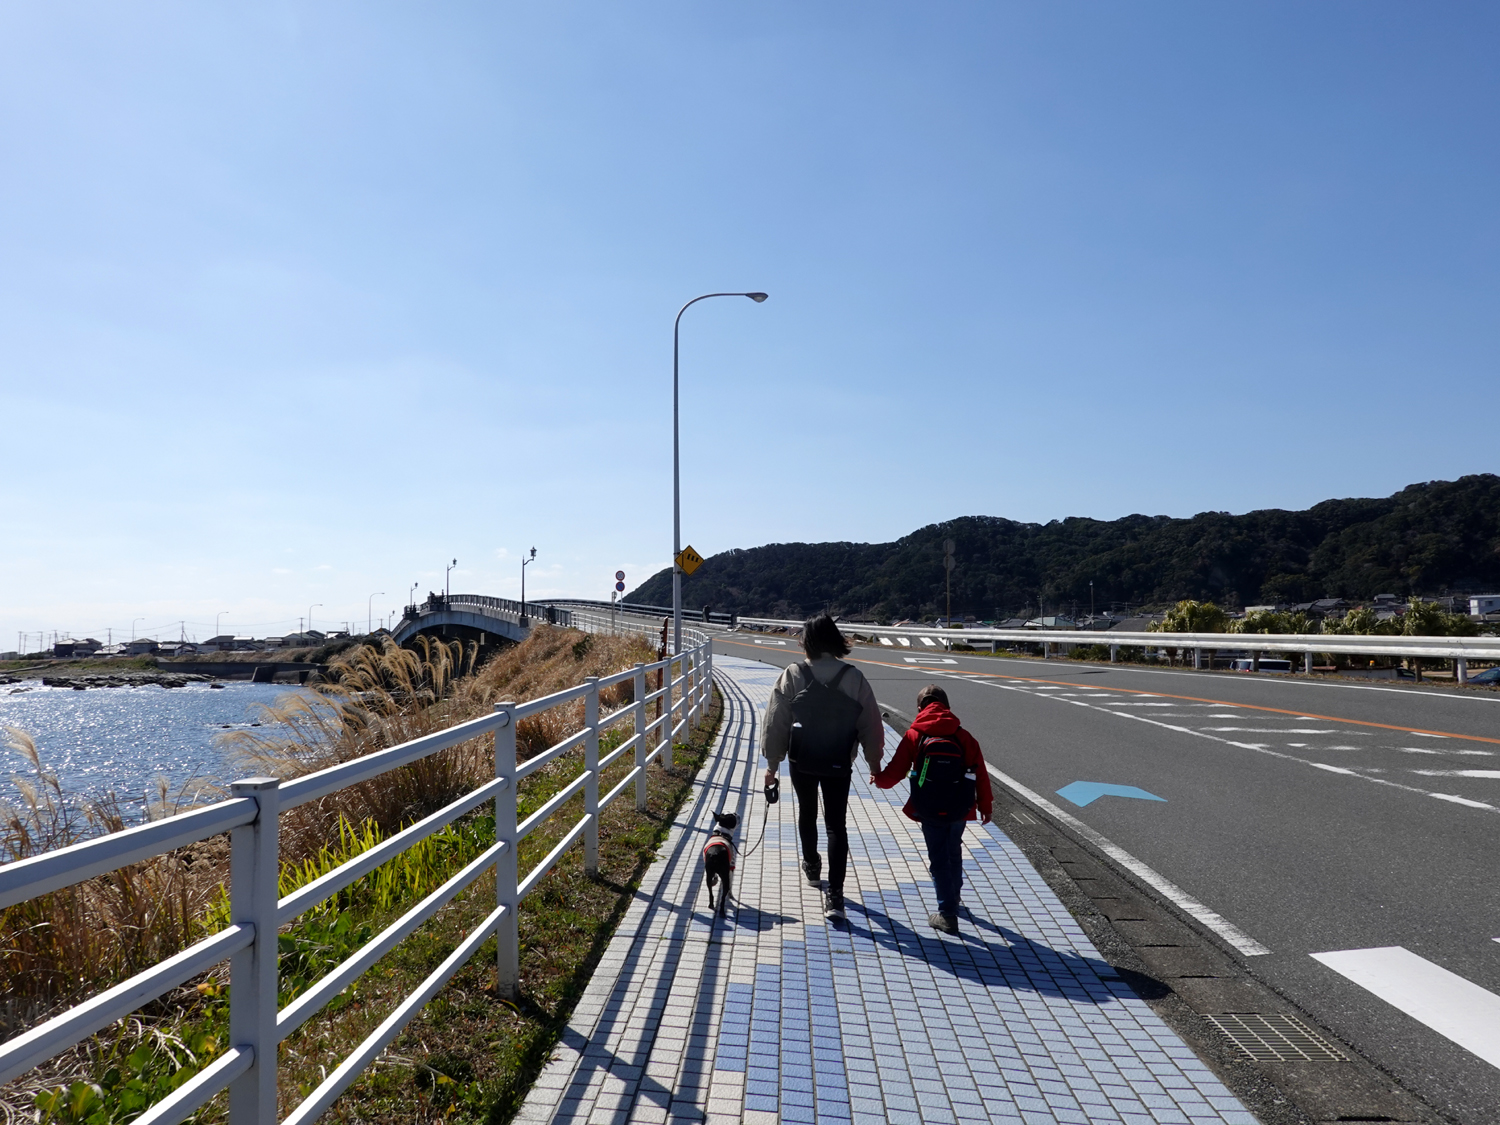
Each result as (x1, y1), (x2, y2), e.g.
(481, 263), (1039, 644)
(764, 767), (778, 787)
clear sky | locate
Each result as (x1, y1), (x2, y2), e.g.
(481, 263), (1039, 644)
(2, 3), (1496, 646)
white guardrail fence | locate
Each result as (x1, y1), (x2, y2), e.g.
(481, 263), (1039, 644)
(0, 627), (713, 1124)
(727, 615), (1500, 680)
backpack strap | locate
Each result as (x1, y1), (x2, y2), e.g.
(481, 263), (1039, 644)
(826, 663), (851, 690)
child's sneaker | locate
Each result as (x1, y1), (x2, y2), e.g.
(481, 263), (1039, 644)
(824, 891), (846, 921)
(928, 912), (958, 935)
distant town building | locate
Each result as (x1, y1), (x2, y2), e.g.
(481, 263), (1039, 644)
(53, 638), (102, 657)
(1471, 595), (1500, 616)
(126, 638), (159, 655)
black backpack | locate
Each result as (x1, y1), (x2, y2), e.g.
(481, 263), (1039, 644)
(787, 663), (863, 777)
(908, 731), (977, 822)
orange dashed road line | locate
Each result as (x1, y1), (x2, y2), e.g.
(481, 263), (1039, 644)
(717, 637), (1500, 747)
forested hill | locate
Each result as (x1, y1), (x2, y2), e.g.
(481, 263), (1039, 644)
(626, 475), (1500, 621)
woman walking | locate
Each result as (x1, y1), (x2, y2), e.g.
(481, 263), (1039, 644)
(762, 613), (884, 920)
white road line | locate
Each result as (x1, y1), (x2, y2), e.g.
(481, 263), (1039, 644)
(902, 657), (957, 665)
(879, 637), (894, 646)
(1201, 727), (1345, 733)
(896, 637), (911, 647)
(1311, 946), (1500, 1069)
(1400, 748), (1495, 756)
(984, 763), (1271, 957)
(1411, 769), (1500, 779)
(1104, 707), (1500, 811)
(919, 637), (937, 648)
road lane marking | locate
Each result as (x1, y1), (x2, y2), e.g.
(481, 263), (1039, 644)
(985, 763), (1271, 957)
(1100, 708), (1500, 812)
(919, 637), (937, 647)
(1310, 946), (1500, 1069)
(839, 654), (1500, 746)
(879, 637), (893, 646)
(1411, 769), (1500, 779)
(902, 657), (957, 665)
(1056, 781), (1166, 807)
(752, 639), (787, 646)
(896, 638), (911, 647)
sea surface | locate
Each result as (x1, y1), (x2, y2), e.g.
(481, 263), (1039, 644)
(0, 680), (309, 816)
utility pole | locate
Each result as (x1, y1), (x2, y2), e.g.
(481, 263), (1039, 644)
(943, 539), (955, 626)
(1090, 581), (1095, 622)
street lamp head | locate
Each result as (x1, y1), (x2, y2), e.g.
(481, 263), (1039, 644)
(530, 546), (537, 559)
(745, 292), (768, 303)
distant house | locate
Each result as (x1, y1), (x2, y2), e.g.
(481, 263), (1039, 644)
(1470, 595), (1500, 617)
(126, 638), (159, 655)
(158, 642), (198, 656)
(54, 638), (102, 657)
(263, 636), (286, 648)
(96, 643), (128, 656)
(202, 635), (235, 652)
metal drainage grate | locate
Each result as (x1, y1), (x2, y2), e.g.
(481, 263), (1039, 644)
(1205, 1013), (1348, 1062)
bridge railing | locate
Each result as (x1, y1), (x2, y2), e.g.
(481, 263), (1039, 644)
(0, 631), (713, 1124)
(735, 616), (1500, 678)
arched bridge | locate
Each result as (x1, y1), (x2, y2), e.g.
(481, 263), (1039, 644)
(392, 594), (572, 652)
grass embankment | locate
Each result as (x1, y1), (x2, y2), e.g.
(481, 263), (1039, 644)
(1, 627), (722, 1124)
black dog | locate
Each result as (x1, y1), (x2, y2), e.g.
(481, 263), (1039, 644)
(702, 811), (738, 917)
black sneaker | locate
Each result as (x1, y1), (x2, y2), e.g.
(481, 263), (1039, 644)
(929, 912), (958, 935)
(802, 860), (821, 888)
(824, 891), (846, 921)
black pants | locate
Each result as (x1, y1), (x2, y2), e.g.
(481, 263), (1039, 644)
(789, 767), (851, 893)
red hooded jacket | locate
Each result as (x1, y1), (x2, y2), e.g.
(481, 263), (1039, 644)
(873, 703), (994, 823)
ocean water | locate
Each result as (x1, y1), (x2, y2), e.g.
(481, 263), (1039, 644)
(0, 680), (310, 816)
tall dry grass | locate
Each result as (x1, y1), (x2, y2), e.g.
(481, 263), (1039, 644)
(0, 626), (659, 1034)
(0, 729), (222, 1037)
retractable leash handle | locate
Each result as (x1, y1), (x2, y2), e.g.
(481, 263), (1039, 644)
(764, 776), (780, 804)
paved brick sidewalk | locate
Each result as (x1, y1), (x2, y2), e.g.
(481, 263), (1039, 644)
(516, 655), (1257, 1125)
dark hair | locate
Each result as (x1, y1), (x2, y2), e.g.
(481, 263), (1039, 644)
(801, 613), (850, 659)
(917, 685), (949, 709)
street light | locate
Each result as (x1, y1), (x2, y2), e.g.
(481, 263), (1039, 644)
(215, 611), (228, 639)
(521, 547), (537, 625)
(368, 592), (385, 634)
(308, 604), (322, 636)
(672, 291), (767, 653)
(131, 618), (145, 643)
(410, 582), (419, 611)
(445, 558), (457, 601)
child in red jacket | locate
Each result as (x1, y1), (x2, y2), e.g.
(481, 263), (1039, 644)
(872, 685), (993, 934)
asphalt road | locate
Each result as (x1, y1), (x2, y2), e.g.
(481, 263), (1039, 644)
(714, 634), (1500, 1124)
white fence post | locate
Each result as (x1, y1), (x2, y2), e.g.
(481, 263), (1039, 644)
(1305, 651), (1315, 675)
(664, 656), (675, 770)
(494, 702), (520, 1002)
(633, 663), (648, 811)
(584, 677), (600, 876)
(1458, 657), (1469, 684)
(687, 651), (699, 729)
(703, 642), (712, 713)
(1109, 644), (1119, 663)
(227, 776), (280, 1125)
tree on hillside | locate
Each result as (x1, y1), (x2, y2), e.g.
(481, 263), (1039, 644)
(1150, 600), (1229, 633)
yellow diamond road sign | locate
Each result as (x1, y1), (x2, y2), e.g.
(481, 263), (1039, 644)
(675, 546), (704, 576)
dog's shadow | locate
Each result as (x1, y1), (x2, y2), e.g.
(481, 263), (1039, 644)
(721, 904), (799, 932)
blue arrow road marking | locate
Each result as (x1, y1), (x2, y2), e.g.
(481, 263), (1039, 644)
(1056, 781), (1167, 808)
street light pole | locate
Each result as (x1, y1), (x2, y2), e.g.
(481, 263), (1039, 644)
(131, 618), (145, 643)
(521, 547), (536, 626)
(672, 291), (767, 654)
(215, 611), (228, 639)
(308, 604), (322, 635)
(445, 558), (457, 602)
(368, 593), (385, 634)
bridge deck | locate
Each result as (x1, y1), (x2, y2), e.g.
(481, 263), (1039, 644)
(515, 655), (1253, 1125)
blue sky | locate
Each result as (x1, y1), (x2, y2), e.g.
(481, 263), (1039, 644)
(2, 3), (1496, 645)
